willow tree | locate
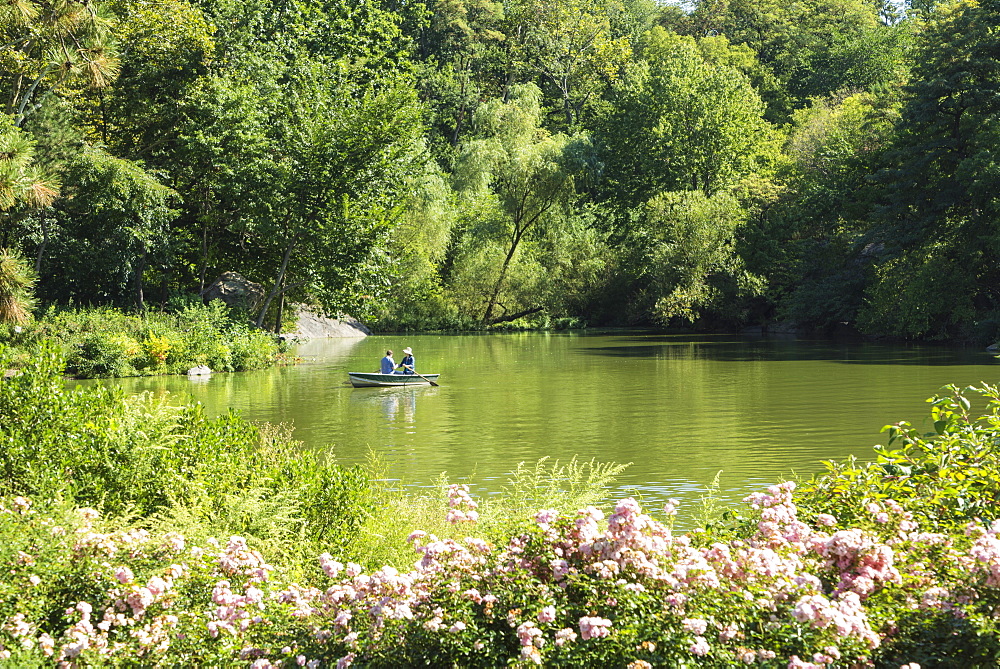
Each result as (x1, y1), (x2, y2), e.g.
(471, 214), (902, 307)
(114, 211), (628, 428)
(455, 84), (585, 326)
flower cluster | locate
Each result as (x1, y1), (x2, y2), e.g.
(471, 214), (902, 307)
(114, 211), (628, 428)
(3, 481), (1000, 667)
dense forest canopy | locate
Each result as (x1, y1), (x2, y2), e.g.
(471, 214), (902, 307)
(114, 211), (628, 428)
(1, 0), (998, 340)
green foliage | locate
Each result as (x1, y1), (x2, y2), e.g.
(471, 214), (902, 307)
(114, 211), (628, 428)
(796, 383), (1000, 531)
(1, 302), (287, 377)
(0, 343), (374, 564)
(599, 29), (779, 207)
(0, 248), (35, 325)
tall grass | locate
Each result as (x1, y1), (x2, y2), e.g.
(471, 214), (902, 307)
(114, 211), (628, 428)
(345, 456), (629, 569)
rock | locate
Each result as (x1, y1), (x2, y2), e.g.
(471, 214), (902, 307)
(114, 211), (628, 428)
(284, 306), (371, 339)
(187, 365), (212, 376)
(202, 272), (265, 311)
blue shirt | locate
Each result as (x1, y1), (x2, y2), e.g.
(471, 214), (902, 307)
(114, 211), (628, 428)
(380, 356), (395, 374)
(398, 355), (415, 374)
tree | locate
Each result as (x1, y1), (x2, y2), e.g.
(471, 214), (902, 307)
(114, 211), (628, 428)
(1, 0), (120, 126)
(506, 0), (633, 129)
(858, 0), (1000, 339)
(687, 0), (907, 121)
(230, 64), (424, 330)
(598, 29), (777, 206)
(455, 84), (586, 326)
(36, 148), (178, 309)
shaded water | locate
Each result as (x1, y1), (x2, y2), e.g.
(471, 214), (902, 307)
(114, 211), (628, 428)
(92, 332), (1000, 518)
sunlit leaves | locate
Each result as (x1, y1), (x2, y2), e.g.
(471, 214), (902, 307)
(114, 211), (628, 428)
(1, 0), (120, 123)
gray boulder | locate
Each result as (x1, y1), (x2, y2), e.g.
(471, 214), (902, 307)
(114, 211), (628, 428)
(284, 306), (371, 339)
(202, 272), (265, 311)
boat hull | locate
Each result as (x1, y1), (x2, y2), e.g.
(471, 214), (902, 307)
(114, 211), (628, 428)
(348, 372), (440, 388)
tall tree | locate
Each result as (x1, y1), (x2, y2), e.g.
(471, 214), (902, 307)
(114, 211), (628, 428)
(506, 0), (633, 129)
(598, 29), (777, 206)
(859, 0), (1000, 339)
(230, 64), (424, 329)
(455, 84), (586, 325)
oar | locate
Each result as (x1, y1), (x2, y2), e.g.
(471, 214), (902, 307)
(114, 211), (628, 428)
(409, 369), (439, 387)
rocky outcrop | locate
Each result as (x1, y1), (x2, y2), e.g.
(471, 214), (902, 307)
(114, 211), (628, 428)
(201, 272), (265, 311)
(284, 306), (371, 339)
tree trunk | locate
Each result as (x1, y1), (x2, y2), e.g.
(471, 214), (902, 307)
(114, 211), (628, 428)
(480, 227), (526, 327)
(256, 237), (297, 328)
(199, 220), (208, 294)
(34, 216), (48, 275)
(135, 250), (147, 311)
(274, 274), (286, 334)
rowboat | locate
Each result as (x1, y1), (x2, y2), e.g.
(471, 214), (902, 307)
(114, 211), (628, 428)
(348, 372), (440, 388)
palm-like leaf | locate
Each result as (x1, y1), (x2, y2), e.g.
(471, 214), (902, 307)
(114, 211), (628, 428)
(0, 249), (36, 325)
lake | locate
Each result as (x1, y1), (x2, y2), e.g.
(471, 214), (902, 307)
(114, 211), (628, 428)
(92, 332), (1000, 523)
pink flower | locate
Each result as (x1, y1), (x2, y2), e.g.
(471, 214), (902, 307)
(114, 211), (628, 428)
(578, 616), (612, 640)
(554, 628), (577, 646)
(682, 618), (708, 635)
(449, 621), (467, 633)
(816, 514), (836, 527)
(690, 636), (710, 656)
(538, 606), (556, 624)
(535, 509), (560, 525)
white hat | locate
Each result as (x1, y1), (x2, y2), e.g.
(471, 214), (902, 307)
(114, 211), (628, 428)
(403, 347), (413, 354)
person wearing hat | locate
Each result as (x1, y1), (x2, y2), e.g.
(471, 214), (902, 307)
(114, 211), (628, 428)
(395, 347), (415, 375)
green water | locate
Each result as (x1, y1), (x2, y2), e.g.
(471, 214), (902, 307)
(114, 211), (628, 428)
(91, 332), (1000, 516)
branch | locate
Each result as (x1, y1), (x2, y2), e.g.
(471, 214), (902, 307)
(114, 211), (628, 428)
(484, 306), (544, 326)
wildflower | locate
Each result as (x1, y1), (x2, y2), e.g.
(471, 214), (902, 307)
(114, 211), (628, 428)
(816, 514), (836, 526)
(162, 532), (186, 551)
(28, 575), (40, 586)
(535, 509), (560, 526)
(336, 653), (356, 668)
(449, 621), (467, 633)
(538, 606), (556, 623)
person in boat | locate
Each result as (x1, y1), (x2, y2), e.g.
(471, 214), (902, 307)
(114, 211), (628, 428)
(395, 347), (415, 375)
(380, 350), (396, 374)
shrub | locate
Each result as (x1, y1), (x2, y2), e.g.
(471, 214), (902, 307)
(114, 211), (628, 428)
(1, 302), (290, 378)
(0, 343), (373, 564)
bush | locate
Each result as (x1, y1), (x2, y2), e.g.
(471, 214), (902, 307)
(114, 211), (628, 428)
(9, 365), (1000, 665)
(0, 343), (373, 564)
(0, 302), (289, 378)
